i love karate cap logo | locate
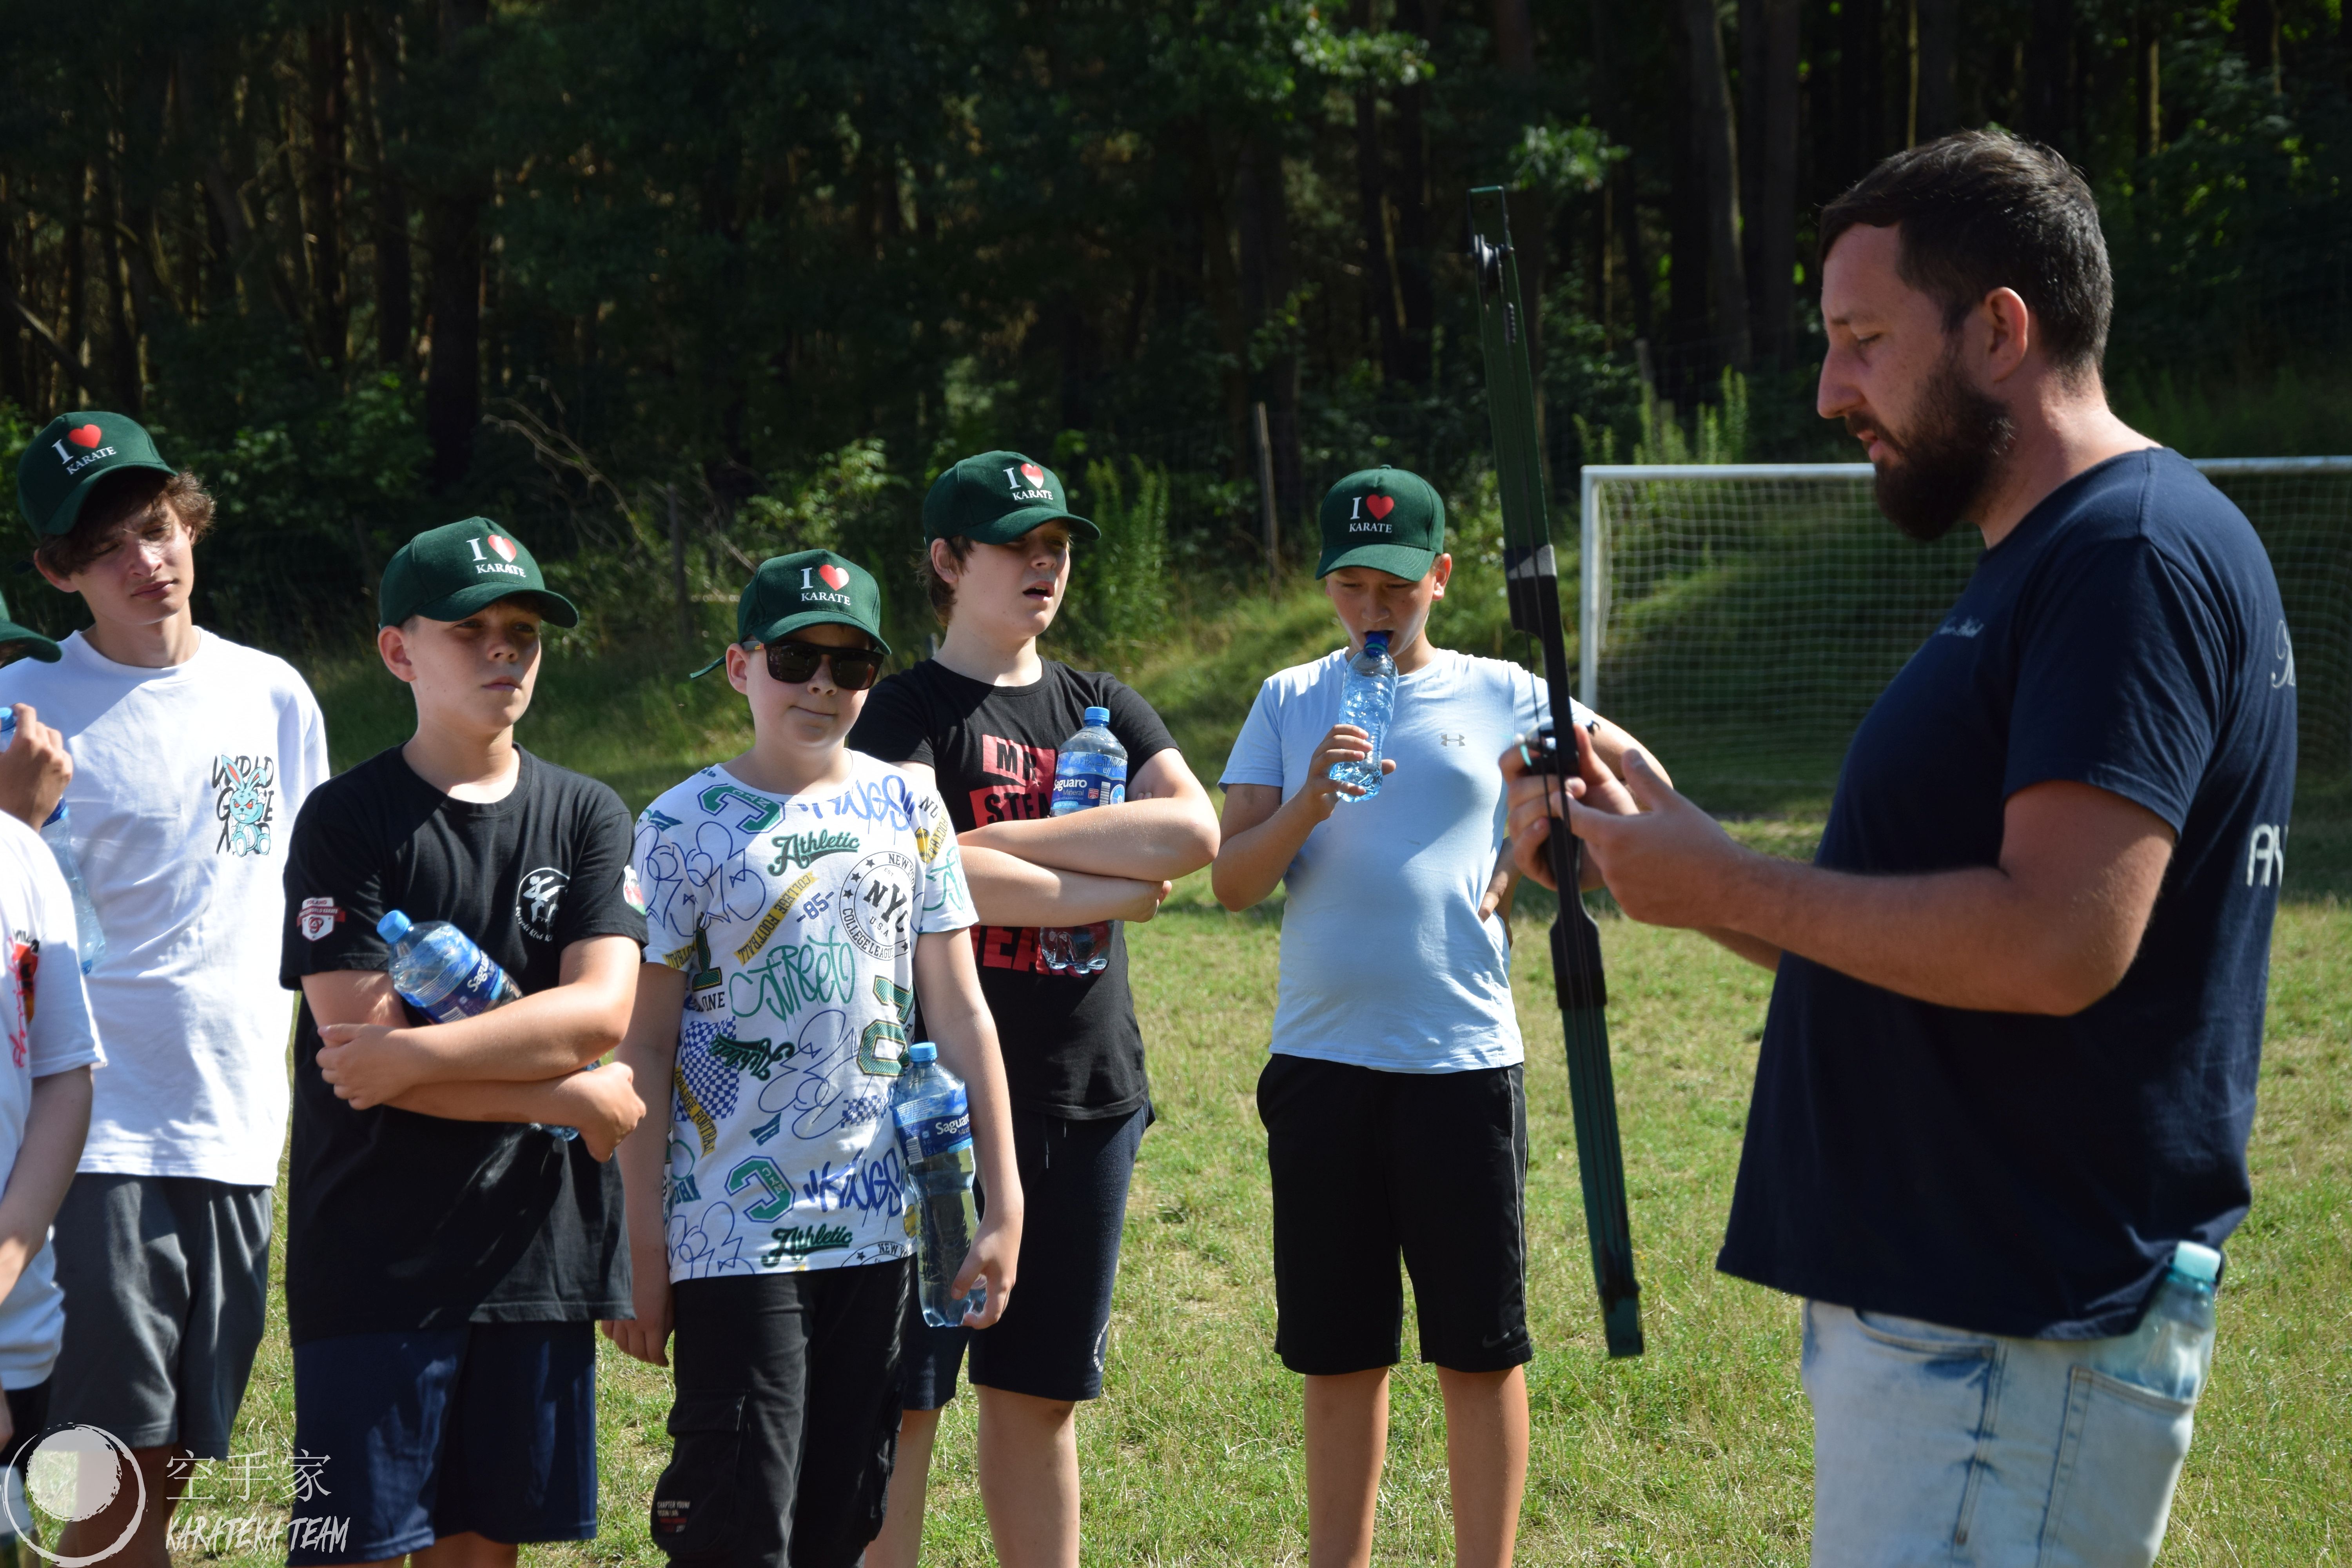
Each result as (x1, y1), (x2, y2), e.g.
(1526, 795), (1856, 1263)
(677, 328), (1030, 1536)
(688, 548), (889, 679)
(1316, 465), (1445, 580)
(922, 450), (1099, 545)
(377, 517), (580, 628)
(14, 411), (178, 538)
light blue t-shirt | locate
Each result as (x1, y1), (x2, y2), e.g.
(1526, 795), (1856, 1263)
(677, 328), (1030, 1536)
(1221, 646), (1592, 1074)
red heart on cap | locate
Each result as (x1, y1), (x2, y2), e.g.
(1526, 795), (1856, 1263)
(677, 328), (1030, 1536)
(1365, 494), (1395, 519)
(1019, 462), (1045, 486)
(817, 564), (850, 590)
(66, 424), (101, 450)
(488, 535), (516, 562)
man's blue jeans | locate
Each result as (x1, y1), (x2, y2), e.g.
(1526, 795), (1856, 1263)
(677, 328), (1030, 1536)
(1802, 1300), (2200, 1567)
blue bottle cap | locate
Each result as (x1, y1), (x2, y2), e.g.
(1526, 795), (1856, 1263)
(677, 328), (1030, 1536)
(376, 910), (414, 942)
(1083, 706), (1110, 727)
(907, 1042), (938, 1063)
(2169, 1240), (2221, 1284)
(1364, 630), (1392, 648)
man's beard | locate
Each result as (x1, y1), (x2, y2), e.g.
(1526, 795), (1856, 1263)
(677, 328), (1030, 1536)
(1852, 348), (2016, 543)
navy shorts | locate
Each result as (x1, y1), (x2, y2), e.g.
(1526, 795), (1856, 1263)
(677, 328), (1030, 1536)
(1257, 1054), (1532, 1376)
(287, 1321), (597, 1564)
(902, 1101), (1149, 1409)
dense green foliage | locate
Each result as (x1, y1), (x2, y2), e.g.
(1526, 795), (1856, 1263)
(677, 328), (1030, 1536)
(1, 0), (2346, 661)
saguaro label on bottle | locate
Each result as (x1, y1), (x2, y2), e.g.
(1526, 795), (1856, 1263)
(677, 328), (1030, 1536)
(893, 1088), (973, 1163)
(1049, 753), (1127, 814)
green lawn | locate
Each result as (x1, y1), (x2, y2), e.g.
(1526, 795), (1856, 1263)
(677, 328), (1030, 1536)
(176, 644), (2348, 1566)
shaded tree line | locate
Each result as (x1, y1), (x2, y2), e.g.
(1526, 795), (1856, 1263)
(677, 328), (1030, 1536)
(0, 0), (2343, 654)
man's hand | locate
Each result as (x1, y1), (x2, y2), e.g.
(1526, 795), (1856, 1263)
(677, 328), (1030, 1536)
(603, 1238), (675, 1367)
(1295, 724), (1394, 825)
(1557, 750), (1748, 927)
(951, 1208), (1021, 1330)
(316, 1022), (435, 1108)
(0, 704), (71, 830)
(1500, 725), (1642, 890)
(554, 1062), (645, 1161)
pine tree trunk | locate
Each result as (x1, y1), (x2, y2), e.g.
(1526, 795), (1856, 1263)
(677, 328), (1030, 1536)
(1678, 0), (1749, 368)
(1916, 0), (1958, 140)
(307, 23), (349, 371)
(423, 0), (489, 493)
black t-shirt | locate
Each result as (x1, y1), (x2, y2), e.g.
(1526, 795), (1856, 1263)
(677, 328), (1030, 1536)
(847, 659), (1176, 1120)
(1718, 450), (2297, 1339)
(278, 746), (650, 1345)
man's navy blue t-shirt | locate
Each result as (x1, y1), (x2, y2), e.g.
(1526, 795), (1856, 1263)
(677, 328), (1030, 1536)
(1717, 449), (2297, 1339)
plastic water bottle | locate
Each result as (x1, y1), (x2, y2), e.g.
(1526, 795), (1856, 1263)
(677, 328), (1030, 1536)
(2092, 1241), (2221, 1402)
(1040, 706), (1126, 974)
(376, 909), (578, 1142)
(890, 1043), (985, 1327)
(0, 712), (104, 973)
(1328, 631), (1396, 802)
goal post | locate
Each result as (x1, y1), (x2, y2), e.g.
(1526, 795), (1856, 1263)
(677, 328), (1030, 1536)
(1577, 457), (2352, 812)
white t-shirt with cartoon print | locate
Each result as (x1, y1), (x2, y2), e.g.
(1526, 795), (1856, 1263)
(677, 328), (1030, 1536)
(633, 751), (976, 1281)
(0, 629), (327, 1185)
(0, 813), (102, 1387)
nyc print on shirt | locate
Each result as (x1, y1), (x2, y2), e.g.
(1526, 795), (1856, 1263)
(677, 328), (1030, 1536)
(633, 755), (975, 1281)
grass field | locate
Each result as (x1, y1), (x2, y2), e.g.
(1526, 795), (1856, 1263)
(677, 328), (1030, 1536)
(173, 639), (2348, 1567)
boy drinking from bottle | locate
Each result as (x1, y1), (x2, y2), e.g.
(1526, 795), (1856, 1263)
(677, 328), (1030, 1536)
(848, 452), (1219, 1568)
(278, 517), (649, 1564)
(607, 550), (1021, 1568)
(1211, 468), (1653, 1568)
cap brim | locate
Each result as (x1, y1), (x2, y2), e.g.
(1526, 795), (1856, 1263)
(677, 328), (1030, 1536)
(409, 583), (581, 628)
(949, 505), (1100, 544)
(0, 623), (61, 663)
(40, 459), (179, 537)
(746, 610), (891, 659)
(1316, 543), (1437, 581)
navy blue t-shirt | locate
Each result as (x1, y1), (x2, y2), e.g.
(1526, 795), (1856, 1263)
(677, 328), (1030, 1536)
(1717, 449), (2297, 1339)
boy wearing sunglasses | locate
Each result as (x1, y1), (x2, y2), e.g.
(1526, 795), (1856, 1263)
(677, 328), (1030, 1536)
(278, 517), (650, 1564)
(848, 454), (1219, 1568)
(609, 550), (1022, 1568)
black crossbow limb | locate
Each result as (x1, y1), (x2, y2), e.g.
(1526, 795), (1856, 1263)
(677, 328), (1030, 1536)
(1469, 186), (1644, 1358)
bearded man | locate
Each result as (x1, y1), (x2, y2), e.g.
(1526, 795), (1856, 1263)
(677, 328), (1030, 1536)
(1505, 132), (2296, 1565)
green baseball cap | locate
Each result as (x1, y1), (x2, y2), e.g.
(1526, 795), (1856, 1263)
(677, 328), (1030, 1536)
(15, 411), (178, 539)
(377, 517), (579, 629)
(690, 549), (890, 678)
(0, 586), (60, 665)
(922, 451), (1098, 544)
(1316, 466), (1446, 580)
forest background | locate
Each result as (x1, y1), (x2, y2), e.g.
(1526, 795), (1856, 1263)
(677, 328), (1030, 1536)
(0, 0), (2346, 668)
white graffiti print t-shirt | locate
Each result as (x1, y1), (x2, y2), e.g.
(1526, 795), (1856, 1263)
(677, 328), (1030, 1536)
(633, 751), (975, 1280)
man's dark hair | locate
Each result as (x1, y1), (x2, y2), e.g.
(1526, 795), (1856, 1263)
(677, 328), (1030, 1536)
(35, 467), (216, 579)
(1819, 131), (2112, 380)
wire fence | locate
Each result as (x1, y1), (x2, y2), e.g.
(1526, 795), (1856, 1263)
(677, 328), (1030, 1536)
(1578, 459), (2352, 811)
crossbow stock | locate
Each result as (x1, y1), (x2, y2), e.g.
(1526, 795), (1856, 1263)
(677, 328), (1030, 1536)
(1469, 186), (1644, 1358)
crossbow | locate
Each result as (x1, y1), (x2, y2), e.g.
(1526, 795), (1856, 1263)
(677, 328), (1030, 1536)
(1468, 186), (1644, 1358)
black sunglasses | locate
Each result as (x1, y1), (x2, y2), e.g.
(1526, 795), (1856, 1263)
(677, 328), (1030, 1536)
(759, 639), (884, 691)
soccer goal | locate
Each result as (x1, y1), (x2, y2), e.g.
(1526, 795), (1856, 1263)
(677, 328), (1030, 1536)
(1576, 457), (2352, 811)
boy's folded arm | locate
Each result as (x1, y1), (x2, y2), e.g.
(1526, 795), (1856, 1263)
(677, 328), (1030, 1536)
(958, 844), (1167, 927)
(312, 935), (641, 1084)
(0, 1065), (92, 1299)
(956, 750), (1221, 881)
(1210, 781), (1319, 911)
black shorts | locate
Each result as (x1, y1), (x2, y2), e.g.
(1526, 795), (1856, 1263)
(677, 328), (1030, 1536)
(1257, 1054), (1532, 1376)
(655, 1261), (911, 1568)
(901, 1102), (1150, 1409)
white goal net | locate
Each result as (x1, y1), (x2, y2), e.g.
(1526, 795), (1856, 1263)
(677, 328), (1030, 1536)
(1577, 458), (2352, 812)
